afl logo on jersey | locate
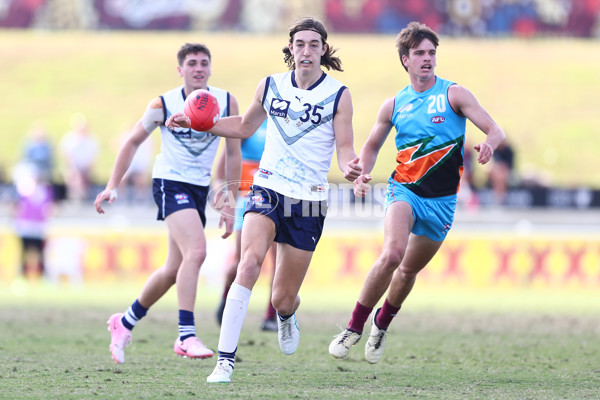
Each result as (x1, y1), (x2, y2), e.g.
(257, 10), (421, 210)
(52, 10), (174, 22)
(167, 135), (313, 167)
(269, 98), (290, 118)
(431, 116), (445, 124)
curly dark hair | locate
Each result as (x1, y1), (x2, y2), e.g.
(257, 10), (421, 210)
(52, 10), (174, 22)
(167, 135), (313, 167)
(282, 17), (343, 72)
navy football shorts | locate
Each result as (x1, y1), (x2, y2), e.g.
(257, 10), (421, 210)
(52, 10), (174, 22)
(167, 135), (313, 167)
(245, 185), (327, 252)
(152, 178), (208, 226)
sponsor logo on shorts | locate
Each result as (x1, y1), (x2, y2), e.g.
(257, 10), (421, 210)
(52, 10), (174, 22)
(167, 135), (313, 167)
(251, 194), (264, 205)
(431, 116), (445, 124)
(207, 182), (331, 220)
(269, 98), (290, 118)
(175, 193), (189, 204)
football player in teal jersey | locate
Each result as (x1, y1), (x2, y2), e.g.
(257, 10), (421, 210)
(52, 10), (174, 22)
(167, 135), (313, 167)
(329, 21), (506, 364)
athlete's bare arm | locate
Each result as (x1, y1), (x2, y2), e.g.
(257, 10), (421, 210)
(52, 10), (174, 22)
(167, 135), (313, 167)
(166, 80), (268, 139)
(219, 94), (242, 239)
(448, 85), (505, 165)
(94, 97), (161, 213)
(333, 88), (362, 181)
(354, 97), (395, 197)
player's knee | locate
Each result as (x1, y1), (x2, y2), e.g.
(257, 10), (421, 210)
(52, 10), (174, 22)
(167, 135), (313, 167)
(271, 291), (297, 314)
(185, 246), (207, 267)
(224, 264), (238, 283)
(398, 265), (418, 282)
(160, 265), (178, 284)
(379, 248), (405, 271)
(235, 259), (261, 285)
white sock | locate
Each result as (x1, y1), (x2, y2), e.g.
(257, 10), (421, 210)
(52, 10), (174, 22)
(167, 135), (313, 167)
(218, 282), (252, 353)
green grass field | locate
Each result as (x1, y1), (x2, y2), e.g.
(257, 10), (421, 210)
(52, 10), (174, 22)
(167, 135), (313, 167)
(1, 31), (600, 188)
(2, 283), (599, 399)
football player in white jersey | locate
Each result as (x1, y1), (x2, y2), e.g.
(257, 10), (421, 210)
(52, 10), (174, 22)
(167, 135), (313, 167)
(168, 17), (362, 383)
(328, 21), (506, 364)
(94, 43), (241, 364)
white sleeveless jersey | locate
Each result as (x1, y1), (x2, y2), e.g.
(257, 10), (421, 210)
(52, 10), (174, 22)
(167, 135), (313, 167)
(152, 85), (230, 186)
(255, 71), (346, 201)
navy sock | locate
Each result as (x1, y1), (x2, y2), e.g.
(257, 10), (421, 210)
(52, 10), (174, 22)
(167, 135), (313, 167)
(217, 349), (236, 368)
(121, 299), (148, 330)
(178, 310), (195, 341)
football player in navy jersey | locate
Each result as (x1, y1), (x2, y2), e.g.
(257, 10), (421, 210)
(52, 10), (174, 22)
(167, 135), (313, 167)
(168, 17), (362, 383)
(94, 43), (241, 364)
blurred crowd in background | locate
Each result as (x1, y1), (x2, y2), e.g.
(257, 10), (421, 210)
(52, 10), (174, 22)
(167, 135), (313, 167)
(1, 0), (598, 209)
(1, 0), (599, 37)
(2, 0), (600, 281)
(4, 112), (156, 280)
(2, 0), (599, 243)
(5, 113), (154, 205)
(4, 112), (518, 210)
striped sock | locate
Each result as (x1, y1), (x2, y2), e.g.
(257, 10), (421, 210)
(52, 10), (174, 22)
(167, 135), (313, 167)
(178, 310), (195, 341)
(121, 299), (148, 331)
(217, 349), (236, 369)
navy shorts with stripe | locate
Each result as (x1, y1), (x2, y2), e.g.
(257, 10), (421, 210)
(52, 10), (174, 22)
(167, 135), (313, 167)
(152, 178), (208, 226)
(245, 185), (327, 252)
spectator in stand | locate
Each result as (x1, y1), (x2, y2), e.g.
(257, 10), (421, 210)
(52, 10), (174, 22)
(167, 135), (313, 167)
(23, 121), (54, 184)
(59, 112), (99, 202)
(116, 127), (154, 203)
(488, 140), (515, 205)
(12, 162), (55, 280)
(457, 143), (478, 210)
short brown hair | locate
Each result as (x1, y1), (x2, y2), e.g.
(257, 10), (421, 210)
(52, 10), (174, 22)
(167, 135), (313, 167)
(177, 43), (211, 66)
(395, 22), (439, 72)
(282, 17), (343, 72)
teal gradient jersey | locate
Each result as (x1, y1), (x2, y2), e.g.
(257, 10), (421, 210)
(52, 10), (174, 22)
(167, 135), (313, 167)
(391, 77), (467, 198)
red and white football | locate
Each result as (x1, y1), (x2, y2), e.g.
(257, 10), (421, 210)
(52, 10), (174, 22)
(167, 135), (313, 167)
(183, 89), (220, 131)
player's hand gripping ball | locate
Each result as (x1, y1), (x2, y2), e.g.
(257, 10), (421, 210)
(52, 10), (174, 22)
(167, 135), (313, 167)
(183, 89), (220, 131)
